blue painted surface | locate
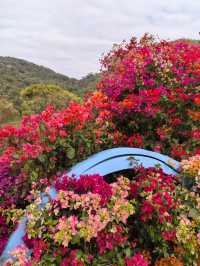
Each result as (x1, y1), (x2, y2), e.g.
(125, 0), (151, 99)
(0, 147), (180, 262)
(67, 147), (180, 177)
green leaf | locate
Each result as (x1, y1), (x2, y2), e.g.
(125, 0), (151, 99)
(71, 235), (80, 245)
(38, 154), (46, 163)
(12, 153), (20, 159)
(76, 250), (83, 259)
(188, 208), (199, 219)
(66, 145), (75, 159)
(124, 247), (131, 257)
(30, 171), (38, 182)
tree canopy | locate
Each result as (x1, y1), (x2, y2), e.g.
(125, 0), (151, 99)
(20, 84), (81, 115)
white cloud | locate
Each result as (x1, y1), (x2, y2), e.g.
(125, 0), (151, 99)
(0, 0), (200, 78)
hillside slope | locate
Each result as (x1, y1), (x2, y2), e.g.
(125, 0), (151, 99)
(0, 56), (99, 103)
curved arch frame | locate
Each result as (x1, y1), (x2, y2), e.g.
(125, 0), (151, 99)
(67, 147), (180, 177)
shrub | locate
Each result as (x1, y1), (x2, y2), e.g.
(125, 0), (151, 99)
(0, 93), (113, 206)
(3, 167), (200, 265)
(19, 84), (81, 115)
(0, 98), (19, 126)
(1, 34), (200, 265)
(98, 34), (200, 159)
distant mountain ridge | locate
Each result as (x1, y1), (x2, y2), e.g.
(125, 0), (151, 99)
(0, 56), (99, 103)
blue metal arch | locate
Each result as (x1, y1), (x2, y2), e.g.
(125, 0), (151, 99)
(67, 147), (180, 177)
(1, 147), (180, 262)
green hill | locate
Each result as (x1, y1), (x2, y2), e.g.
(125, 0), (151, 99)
(0, 56), (99, 105)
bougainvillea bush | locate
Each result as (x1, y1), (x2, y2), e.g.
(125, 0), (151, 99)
(0, 92), (115, 255)
(98, 34), (200, 159)
(3, 166), (200, 265)
(1, 34), (200, 265)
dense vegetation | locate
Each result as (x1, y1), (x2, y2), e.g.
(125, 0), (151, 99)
(19, 84), (81, 115)
(0, 57), (99, 99)
(0, 57), (99, 125)
(98, 35), (200, 160)
(0, 35), (200, 265)
(0, 98), (19, 126)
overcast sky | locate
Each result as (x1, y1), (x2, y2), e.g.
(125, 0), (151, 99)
(0, 0), (200, 78)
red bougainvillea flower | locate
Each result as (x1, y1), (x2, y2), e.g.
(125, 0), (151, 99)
(98, 34), (200, 160)
(125, 252), (148, 266)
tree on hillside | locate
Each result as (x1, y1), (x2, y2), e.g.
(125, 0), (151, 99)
(20, 84), (81, 115)
(0, 98), (19, 126)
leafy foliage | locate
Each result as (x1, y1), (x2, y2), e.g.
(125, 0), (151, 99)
(20, 84), (81, 115)
(0, 98), (19, 125)
(1, 35), (200, 265)
(0, 57), (99, 124)
(98, 34), (200, 160)
(2, 168), (200, 265)
(0, 57), (76, 100)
